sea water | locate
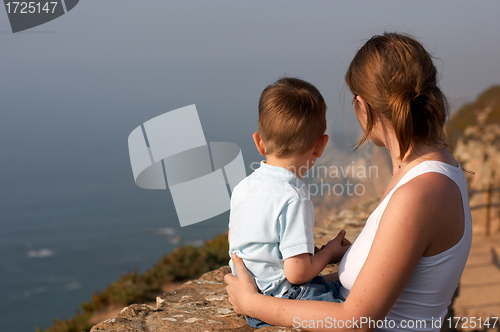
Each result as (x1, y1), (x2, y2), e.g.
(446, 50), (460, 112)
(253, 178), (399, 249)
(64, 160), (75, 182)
(0, 181), (230, 332)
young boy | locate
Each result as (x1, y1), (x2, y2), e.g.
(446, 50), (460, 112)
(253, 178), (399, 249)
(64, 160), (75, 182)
(228, 77), (350, 328)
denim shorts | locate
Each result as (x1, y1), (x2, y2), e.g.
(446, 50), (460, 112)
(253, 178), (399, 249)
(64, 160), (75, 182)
(246, 276), (345, 329)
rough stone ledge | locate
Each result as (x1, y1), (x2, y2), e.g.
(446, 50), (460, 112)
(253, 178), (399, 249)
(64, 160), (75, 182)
(89, 197), (371, 332)
(90, 266), (305, 332)
(89, 196), (365, 332)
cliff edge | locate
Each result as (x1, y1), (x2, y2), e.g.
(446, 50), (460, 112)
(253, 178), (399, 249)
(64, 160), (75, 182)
(89, 198), (379, 332)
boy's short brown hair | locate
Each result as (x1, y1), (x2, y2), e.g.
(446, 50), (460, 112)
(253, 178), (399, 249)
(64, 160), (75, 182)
(258, 77), (327, 156)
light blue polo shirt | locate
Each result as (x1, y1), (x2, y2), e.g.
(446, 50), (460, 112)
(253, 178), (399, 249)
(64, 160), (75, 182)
(228, 161), (315, 297)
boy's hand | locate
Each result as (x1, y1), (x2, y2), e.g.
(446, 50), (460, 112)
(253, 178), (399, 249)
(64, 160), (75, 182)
(315, 231), (351, 253)
(285, 231), (350, 284)
(321, 230), (351, 264)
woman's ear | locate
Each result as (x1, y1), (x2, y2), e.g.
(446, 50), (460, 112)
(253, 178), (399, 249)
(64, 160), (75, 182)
(253, 132), (266, 156)
(354, 95), (369, 130)
(355, 95), (368, 114)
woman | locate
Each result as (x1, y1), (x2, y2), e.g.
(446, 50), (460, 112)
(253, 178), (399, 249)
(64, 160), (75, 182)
(224, 32), (472, 332)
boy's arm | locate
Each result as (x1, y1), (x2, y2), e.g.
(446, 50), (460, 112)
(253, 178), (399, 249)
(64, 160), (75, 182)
(283, 230), (348, 285)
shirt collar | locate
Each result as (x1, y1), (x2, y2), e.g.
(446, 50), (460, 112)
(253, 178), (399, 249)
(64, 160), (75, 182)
(255, 160), (307, 192)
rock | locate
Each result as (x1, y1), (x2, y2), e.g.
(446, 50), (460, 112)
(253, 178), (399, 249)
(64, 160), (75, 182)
(449, 86), (500, 236)
(454, 121), (500, 235)
(90, 261), (341, 331)
(89, 189), (375, 332)
(90, 266), (308, 331)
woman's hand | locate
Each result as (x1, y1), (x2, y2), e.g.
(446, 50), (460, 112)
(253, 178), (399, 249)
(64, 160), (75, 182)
(224, 253), (259, 315)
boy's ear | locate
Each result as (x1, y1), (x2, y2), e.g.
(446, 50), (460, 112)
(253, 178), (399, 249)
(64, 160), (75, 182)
(313, 134), (329, 158)
(253, 132), (266, 156)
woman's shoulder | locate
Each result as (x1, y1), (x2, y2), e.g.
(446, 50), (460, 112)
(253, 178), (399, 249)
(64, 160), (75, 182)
(384, 162), (464, 254)
(388, 172), (448, 210)
(394, 149), (461, 209)
(385, 172), (450, 219)
(394, 170), (458, 207)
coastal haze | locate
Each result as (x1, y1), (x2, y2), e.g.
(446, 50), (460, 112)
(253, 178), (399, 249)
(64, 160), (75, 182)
(1, 1), (499, 331)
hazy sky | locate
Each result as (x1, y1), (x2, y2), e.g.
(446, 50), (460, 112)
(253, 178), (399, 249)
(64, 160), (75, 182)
(1, 0), (500, 253)
(1, 1), (499, 174)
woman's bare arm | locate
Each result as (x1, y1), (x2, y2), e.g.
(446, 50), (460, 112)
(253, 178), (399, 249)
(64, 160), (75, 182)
(225, 173), (452, 331)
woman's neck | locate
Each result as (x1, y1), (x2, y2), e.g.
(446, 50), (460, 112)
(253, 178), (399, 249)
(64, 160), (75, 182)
(389, 144), (455, 178)
(380, 130), (449, 176)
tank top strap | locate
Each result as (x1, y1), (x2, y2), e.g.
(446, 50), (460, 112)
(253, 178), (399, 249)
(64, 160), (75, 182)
(393, 160), (462, 193)
(379, 160), (464, 214)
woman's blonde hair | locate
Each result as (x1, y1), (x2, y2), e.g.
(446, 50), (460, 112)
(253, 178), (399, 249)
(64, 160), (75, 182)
(345, 32), (448, 160)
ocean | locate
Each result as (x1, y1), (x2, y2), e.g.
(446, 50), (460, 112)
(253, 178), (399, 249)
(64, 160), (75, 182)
(0, 171), (232, 332)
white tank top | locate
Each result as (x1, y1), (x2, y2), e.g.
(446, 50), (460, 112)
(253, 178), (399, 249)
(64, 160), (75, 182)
(338, 160), (472, 332)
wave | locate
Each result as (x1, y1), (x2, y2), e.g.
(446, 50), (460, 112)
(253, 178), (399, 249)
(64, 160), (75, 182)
(27, 249), (54, 258)
(23, 286), (47, 298)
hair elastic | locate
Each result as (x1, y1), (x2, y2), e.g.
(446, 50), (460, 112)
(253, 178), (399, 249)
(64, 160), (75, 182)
(411, 95), (428, 111)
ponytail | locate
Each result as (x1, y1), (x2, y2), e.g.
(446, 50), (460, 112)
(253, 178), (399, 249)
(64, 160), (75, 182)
(390, 90), (416, 159)
(345, 32), (448, 160)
